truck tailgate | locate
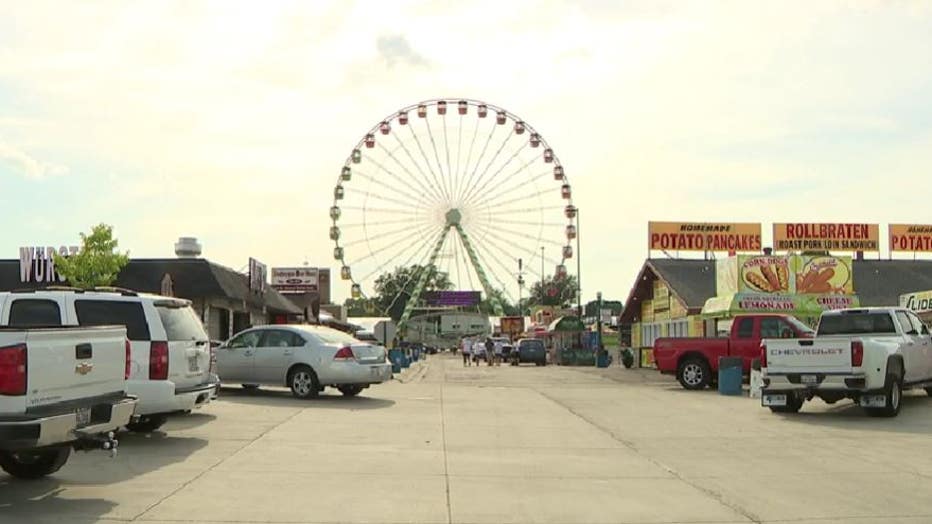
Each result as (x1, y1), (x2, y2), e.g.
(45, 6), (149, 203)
(24, 326), (128, 408)
(764, 337), (853, 374)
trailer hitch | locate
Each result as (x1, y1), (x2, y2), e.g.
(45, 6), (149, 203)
(73, 430), (119, 458)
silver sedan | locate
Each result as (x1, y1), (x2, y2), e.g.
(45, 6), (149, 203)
(216, 324), (392, 398)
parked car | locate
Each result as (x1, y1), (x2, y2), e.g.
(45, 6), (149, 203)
(515, 338), (547, 366)
(762, 308), (932, 417)
(0, 324), (137, 478)
(216, 324), (392, 398)
(0, 289), (220, 432)
(653, 314), (814, 390)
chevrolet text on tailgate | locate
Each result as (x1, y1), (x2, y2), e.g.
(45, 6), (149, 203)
(761, 307), (932, 417)
(0, 322), (137, 479)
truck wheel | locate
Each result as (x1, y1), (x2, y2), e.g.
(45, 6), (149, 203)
(289, 365), (320, 399)
(768, 394), (803, 414)
(677, 357), (711, 390)
(126, 414), (168, 433)
(0, 446), (71, 479)
(866, 374), (902, 418)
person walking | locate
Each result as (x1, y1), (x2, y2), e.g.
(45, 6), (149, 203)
(485, 337), (495, 367)
(461, 337), (472, 367)
(493, 338), (504, 366)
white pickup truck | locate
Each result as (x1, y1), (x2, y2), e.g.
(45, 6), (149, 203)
(761, 307), (932, 417)
(0, 325), (137, 478)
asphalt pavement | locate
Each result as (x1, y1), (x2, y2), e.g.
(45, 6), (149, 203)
(4, 354), (932, 523)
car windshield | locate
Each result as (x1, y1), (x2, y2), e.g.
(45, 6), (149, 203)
(785, 316), (816, 336)
(519, 339), (544, 350)
(305, 327), (361, 345)
(156, 304), (208, 341)
(818, 312), (897, 335)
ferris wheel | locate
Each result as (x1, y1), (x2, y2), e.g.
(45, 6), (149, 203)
(330, 98), (577, 329)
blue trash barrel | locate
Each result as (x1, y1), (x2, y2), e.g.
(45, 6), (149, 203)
(388, 349), (405, 373)
(596, 351), (609, 368)
(401, 352), (412, 368)
(412, 347), (420, 362)
(718, 356), (743, 395)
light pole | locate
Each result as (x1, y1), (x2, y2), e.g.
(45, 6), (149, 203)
(540, 246), (545, 306)
(517, 258), (524, 316)
(576, 208), (582, 320)
(596, 291), (603, 350)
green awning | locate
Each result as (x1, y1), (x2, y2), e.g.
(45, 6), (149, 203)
(701, 293), (860, 319)
(548, 316), (585, 332)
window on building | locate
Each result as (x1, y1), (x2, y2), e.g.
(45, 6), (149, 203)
(668, 319), (688, 338)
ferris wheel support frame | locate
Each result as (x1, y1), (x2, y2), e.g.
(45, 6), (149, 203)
(397, 218), (505, 333)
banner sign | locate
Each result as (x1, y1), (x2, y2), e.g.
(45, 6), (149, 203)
(648, 222), (762, 252)
(703, 292), (859, 318)
(423, 290), (481, 307)
(248, 258), (267, 293)
(772, 223), (879, 252)
(889, 224), (932, 253)
(271, 267), (319, 293)
(733, 254), (854, 295)
(900, 290), (932, 314)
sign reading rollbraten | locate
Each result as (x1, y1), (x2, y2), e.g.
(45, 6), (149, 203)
(889, 224), (932, 252)
(648, 222), (762, 252)
(772, 223), (880, 252)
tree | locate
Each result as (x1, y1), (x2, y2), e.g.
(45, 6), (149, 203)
(528, 275), (579, 307)
(343, 297), (379, 317)
(478, 288), (520, 316)
(584, 299), (624, 318)
(53, 224), (129, 288)
(374, 264), (453, 321)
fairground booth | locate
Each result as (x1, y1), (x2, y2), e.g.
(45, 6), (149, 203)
(621, 222), (932, 367)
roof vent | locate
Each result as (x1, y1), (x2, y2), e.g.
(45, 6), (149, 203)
(174, 237), (202, 258)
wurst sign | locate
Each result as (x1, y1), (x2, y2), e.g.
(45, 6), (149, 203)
(773, 223), (879, 252)
(648, 222), (762, 252)
(889, 224), (932, 252)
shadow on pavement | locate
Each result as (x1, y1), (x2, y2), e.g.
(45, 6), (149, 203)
(0, 482), (116, 523)
(769, 395), (932, 433)
(0, 433), (207, 521)
(163, 411), (217, 430)
(218, 386), (396, 410)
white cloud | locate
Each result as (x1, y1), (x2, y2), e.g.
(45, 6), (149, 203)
(0, 139), (68, 179)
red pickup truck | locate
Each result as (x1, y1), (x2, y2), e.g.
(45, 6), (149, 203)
(653, 314), (814, 390)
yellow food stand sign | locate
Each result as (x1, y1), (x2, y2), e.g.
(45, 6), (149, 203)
(648, 222), (762, 252)
(889, 224), (932, 252)
(773, 223), (879, 252)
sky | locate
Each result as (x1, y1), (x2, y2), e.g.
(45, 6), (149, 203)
(2, 0), (932, 304)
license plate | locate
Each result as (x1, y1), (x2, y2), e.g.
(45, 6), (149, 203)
(861, 394), (886, 407)
(370, 366), (381, 378)
(188, 356), (199, 372)
(762, 394), (787, 407)
(801, 374), (819, 385)
(75, 407), (92, 428)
